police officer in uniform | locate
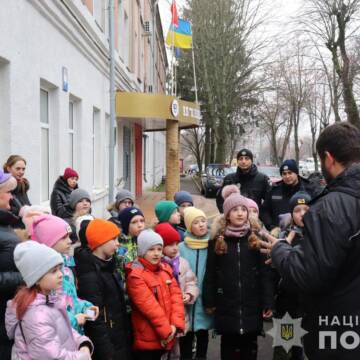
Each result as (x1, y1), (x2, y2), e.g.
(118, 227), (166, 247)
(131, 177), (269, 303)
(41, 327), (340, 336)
(260, 159), (317, 230)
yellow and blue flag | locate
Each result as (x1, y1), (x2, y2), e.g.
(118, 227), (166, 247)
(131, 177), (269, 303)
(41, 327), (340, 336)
(166, 19), (193, 50)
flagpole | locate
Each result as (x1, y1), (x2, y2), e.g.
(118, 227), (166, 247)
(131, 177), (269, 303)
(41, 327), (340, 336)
(172, 24), (175, 96)
(191, 38), (198, 104)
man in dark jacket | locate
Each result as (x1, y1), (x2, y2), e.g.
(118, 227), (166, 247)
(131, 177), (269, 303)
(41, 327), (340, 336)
(260, 159), (318, 230)
(0, 170), (23, 360)
(261, 122), (360, 360)
(216, 149), (270, 213)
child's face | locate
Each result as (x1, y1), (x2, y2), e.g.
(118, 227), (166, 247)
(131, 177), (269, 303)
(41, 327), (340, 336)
(178, 202), (192, 218)
(292, 205), (309, 227)
(98, 238), (120, 258)
(163, 242), (179, 258)
(169, 209), (181, 225)
(248, 207), (259, 220)
(52, 235), (72, 255)
(128, 215), (145, 237)
(144, 244), (163, 264)
(38, 264), (63, 294)
(75, 199), (91, 214)
(228, 206), (248, 226)
(191, 216), (208, 237)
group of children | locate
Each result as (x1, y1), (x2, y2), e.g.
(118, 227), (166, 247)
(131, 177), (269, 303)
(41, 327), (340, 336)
(5, 183), (311, 360)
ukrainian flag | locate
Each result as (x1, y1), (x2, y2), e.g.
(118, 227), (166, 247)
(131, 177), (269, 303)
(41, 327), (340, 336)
(166, 19), (193, 49)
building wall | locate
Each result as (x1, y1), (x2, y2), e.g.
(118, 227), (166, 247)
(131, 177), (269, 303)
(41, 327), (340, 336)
(0, 0), (167, 217)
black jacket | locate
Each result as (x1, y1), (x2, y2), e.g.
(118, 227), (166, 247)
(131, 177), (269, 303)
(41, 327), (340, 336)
(203, 234), (274, 335)
(75, 247), (132, 360)
(216, 165), (270, 213)
(272, 163), (360, 359)
(260, 177), (317, 230)
(9, 180), (31, 229)
(274, 228), (304, 319)
(0, 210), (23, 346)
(50, 176), (77, 220)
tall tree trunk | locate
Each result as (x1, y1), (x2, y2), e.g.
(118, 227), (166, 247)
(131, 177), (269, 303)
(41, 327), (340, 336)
(204, 123), (211, 167)
(294, 112), (300, 163)
(210, 127), (216, 163)
(215, 119), (226, 163)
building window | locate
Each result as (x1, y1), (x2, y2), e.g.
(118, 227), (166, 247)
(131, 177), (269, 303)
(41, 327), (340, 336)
(40, 89), (50, 201)
(68, 101), (75, 168)
(92, 108), (101, 187)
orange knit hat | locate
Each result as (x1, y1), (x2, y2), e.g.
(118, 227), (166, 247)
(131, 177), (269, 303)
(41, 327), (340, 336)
(85, 219), (120, 251)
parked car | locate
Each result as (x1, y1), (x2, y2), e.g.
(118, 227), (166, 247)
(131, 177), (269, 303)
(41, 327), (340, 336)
(258, 166), (282, 184)
(201, 164), (235, 197)
(187, 164), (199, 175)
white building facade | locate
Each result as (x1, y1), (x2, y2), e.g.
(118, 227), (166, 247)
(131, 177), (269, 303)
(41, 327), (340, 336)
(0, 0), (167, 217)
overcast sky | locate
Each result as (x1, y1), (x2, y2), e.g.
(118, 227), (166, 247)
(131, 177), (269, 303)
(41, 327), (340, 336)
(159, 0), (304, 39)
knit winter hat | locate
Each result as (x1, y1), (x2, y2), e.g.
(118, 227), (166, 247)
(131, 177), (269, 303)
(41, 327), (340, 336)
(154, 222), (181, 246)
(115, 189), (135, 204)
(289, 191), (311, 213)
(237, 148), (253, 161)
(0, 169), (17, 192)
(280, 159), (299, 175)
(75, 214), (95, 238)
(32, 214), (72, 248)
(246, 198), (259, 213)
(155, 201), (178, 223)
(118, 207), (144, 235)
(174, 191), (194, 206)
(69, 188), (91, 209)
(222, 185), (249, 219)
(137, 229), (163, 257)
(14, 241), (63, 287)
(85, 219), (120, 251)
(63, 167), (79, 180)
(184, 207), (206, 232)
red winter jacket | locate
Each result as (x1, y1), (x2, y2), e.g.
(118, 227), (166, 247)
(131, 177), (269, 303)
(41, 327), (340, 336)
(126, 258), (185, 351)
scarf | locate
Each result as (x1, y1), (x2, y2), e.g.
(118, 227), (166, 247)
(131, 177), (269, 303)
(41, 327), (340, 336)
(162, 255), (180, 283)
(138, 256), (160, 272)
(184, 232), (209, 250)
(224, 221), (251, 238)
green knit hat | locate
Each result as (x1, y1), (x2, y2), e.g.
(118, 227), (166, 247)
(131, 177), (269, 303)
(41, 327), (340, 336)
(155, 201), (178, 223)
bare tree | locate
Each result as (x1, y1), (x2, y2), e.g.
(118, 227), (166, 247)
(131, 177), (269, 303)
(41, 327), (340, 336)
(181, 128), (205, 174)
(301, 0), (360, 127)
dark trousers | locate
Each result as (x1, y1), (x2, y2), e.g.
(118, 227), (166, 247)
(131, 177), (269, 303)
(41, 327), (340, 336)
(273, 346), (304, 360)
(180, 329), (209, 359)
(220, 333), (258, 360)
(133, 350), (165, 360)
(0, 342), (12, 360)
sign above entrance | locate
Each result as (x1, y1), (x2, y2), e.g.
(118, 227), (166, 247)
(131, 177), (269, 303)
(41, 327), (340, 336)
(115, 92), (201, 130)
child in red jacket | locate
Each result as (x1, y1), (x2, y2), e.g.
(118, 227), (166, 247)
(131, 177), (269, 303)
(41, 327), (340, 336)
(126, 229), (185, 360)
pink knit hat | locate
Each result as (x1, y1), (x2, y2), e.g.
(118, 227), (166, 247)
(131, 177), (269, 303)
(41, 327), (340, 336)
(222, 185), (249, 219)
(31, 214), (72, 248)
(246, 198), (259, 213)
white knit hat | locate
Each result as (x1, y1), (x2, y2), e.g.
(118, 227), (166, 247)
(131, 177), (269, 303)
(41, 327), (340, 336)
(14, 241), (63, 287)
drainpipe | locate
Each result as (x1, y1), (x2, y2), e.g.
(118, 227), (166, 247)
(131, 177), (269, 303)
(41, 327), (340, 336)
(109, 0), (116, 202)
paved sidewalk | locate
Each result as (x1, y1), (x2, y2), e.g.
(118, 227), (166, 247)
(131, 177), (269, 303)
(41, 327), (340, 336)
(136, 177), (220, 225)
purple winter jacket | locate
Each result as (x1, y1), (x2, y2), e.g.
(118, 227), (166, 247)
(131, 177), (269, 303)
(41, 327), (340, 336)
(5, 292), (93, 360)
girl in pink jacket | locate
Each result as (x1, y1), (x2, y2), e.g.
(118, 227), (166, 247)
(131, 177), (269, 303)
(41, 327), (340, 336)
(5, 241), (93, 360)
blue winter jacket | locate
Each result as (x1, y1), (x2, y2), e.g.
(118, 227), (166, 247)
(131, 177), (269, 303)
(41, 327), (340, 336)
(179, 239), (213, 332)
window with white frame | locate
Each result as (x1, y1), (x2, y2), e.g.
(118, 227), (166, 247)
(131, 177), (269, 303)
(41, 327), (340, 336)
(68, 101), (75, 168)
(40, 89), (50, 201)
(92, 108), (101, 187)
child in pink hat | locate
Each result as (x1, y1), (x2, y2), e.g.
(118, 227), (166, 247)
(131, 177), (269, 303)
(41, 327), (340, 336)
(32, 214), (99, 334)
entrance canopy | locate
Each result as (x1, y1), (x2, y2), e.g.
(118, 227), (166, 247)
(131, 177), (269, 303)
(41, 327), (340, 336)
(115, 92), (201, 131)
